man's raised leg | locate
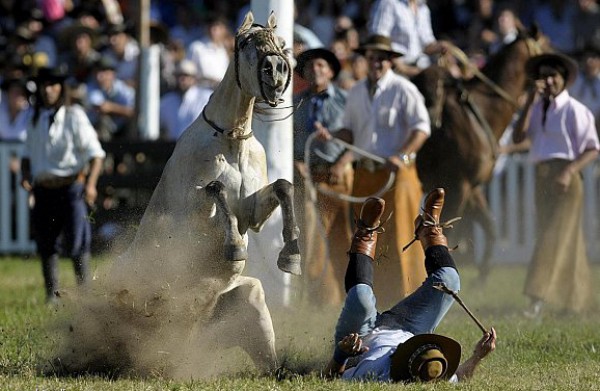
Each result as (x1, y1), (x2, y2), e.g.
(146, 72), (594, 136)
(334, 197), (385, 343)
(377, 188), (460, 335)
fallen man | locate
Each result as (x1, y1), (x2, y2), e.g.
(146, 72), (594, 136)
(325, 188), (496, 382)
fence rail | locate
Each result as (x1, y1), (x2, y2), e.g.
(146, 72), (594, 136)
(1, 142), (599, 262)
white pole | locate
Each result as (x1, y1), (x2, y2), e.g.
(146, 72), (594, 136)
(138, 45), (160, 140)
(246, 0), (295, 307)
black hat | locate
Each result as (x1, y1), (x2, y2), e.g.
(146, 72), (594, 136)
(31, 67), (68, 84)
(0, 77), (28, 92)
(355, 35), (404, 58)
(390, 334), (461, 382)
(59, 22), (99, 49)
(525, 52), (578, 87)
(94, 56), (117, 71)
(296, 48), (342, 79)
(579, 40), (600, 58)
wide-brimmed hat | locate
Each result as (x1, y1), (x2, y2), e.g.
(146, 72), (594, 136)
(94, 56), (117, 71)
(59, 22), (99, 49)
(0, 77), (28, 92)
(30, 67), (68, 84)
(174, 59), (198, 77)
(390, 334), (461, 382)
(355, 35), (404, 58)
(296, 48), (342, 79)
(525, 52), (578, 87)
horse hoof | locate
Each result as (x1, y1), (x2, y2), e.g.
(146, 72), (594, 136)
(225, 244), (248, 261)
(277, 239), (301, 275)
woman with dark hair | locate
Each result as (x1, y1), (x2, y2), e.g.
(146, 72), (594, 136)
(21, 67), (105, 304)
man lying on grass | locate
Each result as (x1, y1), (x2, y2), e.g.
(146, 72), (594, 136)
(325, 189), (496, 382)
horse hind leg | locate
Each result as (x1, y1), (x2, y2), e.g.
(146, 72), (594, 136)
(469, 186), (497, 284)
(204, 181), (248, 261)
(205, 276), (278, 372)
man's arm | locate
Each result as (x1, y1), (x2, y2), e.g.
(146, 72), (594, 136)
(454, 327), (496, 381)
(324, 333), (369, 379)
(84, 156), (104, 207)
(386, 129), (429, 172)
(20, 157), (32, 192)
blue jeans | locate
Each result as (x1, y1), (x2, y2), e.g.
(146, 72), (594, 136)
(334, 266), (460, 343)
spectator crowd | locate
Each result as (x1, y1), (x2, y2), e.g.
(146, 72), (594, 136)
(1, 0), (600, 144)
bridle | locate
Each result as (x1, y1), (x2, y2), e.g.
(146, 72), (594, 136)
(234, 23), (292, 107)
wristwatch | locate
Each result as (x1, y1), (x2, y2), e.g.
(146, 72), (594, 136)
(398, 152), (416, 166)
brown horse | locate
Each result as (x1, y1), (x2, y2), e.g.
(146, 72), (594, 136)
(413, 27), (548, 280)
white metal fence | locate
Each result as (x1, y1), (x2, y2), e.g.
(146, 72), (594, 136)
(0, 142), (35, 254)
(1, 141), (599, 261)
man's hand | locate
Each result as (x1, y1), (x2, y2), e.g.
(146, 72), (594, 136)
(555, 168), (574, 194)
(84, 183), (98, 207)
(328, 162), (346, 185)
(338, 333), (369, 357)
(455, 327), (497, 381)
(314, 121), (332, 141)
(385, 155), (405, 173)
(472, 327), (496, 360)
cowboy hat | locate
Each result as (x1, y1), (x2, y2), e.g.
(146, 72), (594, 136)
(296, 48), (342, 79)
(30, 67), (68, 85)
(58, 22), (100, 49)
(355, 35), (404, 58)
(390, 333), (461, 382)
(525, 52), (578, 87)
(0, 77), (28, 92)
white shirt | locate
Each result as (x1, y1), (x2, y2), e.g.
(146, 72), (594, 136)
(368, 0), (436, 68)
(187, 39), (230, 87)
(24, 105), (106, 180)
(0, 99), (31, 141)
(160, 85), (212, 140)
(527, 90), (600, 164)
(342, 69), (430, 159)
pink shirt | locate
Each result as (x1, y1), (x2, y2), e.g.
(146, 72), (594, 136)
(527, 90), (600, 163)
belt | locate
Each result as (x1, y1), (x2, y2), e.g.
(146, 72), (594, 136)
(356, 159), (386, 173)
(34, 173), (85, 189)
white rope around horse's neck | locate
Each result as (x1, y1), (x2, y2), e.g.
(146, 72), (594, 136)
(303, 132), (396, 204)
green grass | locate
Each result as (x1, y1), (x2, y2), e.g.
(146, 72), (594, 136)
(1, 257), (599, 390)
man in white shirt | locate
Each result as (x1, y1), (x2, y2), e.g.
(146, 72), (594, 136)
(325, 189), (497, 383)
(21, 67), (105, 304)
(367, 0), (450, 76)
(316, 35), (432, 307)
(159, 60), (212, 141)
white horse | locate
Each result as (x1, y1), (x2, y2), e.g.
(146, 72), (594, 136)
(53, 12), (299, 377)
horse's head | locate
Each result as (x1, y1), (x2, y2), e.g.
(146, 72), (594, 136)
(234, 11), (291, 107)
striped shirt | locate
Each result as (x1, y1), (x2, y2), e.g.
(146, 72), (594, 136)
(368, 0), (436, 68)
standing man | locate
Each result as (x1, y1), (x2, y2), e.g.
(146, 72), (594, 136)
(513, 53), (600, 317)
(21, 67), (105, 304)
(316, 35), (431, 308)
(293, 48), (352, 306)
(367, 0), (450, 77)
(159, 59), (212, 141)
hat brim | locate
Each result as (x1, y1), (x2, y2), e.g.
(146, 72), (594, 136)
(354, 44), (404, 58)
(525, 53), (578, 87)
(59, 24), (99, 49)
(296, 48), (342, 80)
(390, 334), (461, 382)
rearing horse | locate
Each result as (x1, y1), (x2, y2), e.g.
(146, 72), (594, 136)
(54, 12), (299, 377)
(414, 28), (547, 280)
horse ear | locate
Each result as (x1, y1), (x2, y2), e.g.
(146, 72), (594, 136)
(239, 11), (254, 31)
(267, 11), (277, 29)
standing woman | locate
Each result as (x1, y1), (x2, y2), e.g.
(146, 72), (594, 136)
(21, 68), (105, 304)
(513, 53), (600, 317)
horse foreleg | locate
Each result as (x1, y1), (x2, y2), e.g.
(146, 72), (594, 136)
(205, 276), (278, 372)
(244, 179), (301, 275)
(469, 186), (497, 283)
(204, 181), (248, 261)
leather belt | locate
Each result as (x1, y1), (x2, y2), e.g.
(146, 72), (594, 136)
(356, 159), (386, 173)
(35, 173), (85, 189)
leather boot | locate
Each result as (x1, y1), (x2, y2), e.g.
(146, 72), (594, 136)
(350, 197), (385, 259)
(414, 188), (448, 251)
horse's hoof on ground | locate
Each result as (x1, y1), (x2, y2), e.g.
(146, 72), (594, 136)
(277, 239), (301, 275)
(225, 244), (248, 261)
